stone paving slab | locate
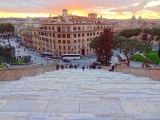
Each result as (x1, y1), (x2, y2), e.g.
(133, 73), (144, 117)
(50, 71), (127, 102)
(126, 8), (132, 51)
(0, 69), (160, 120)
(1, 100), (48, 112)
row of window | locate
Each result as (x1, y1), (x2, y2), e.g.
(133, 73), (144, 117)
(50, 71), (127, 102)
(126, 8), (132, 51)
(41, 25), (111, 31)
(39, 32), (102, 38)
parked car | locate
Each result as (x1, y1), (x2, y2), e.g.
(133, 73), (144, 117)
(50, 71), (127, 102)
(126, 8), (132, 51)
(45, 57), (51, 60)
(93, 61), (98, 66)
(63, 59), (70, 62)
(4, 63), (10, 67)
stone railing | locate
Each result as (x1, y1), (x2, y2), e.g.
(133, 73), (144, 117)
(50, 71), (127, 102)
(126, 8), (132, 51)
(0, 63), (57, 81)
(102, 66), (160, 81)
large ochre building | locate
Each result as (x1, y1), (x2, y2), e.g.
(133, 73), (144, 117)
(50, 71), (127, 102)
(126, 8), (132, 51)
(32, 9), (114, 56)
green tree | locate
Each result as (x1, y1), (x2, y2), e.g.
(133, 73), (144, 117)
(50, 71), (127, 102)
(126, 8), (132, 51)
(143, 28), (151, 34)
(0, 23), (14, 33)
(151, 27), (160, 40)
(22, 56), (32, 63)
(119, 28), (142, 38)
(0, 45), (15, 62)
(114, 36), (146, 66)
(140, 41), (152, 63)
(89, 36), (99, 50)
(95, 28), (116, 66)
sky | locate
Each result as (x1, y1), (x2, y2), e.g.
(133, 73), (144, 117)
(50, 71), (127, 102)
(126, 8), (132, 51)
(0, 0), (160, 19)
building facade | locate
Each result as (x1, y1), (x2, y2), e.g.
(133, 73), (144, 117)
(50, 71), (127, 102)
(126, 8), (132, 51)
(32, 9), (114, 56)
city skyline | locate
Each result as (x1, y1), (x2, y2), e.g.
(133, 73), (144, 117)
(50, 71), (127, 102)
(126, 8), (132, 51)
(0, 0), (160, 19)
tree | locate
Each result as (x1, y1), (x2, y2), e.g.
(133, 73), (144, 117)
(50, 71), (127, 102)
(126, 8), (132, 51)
(119, 28), (142, 38)
(0, 23), (14, 33)
(89, 36), (99, 50)
(114, 35), (147, 66)
(0, 45), (15, 62)
(22, 56), (32, 63)
(95, 28), (116, 66)
(151, 27), (160, 40)
(140, 41), (152, 63)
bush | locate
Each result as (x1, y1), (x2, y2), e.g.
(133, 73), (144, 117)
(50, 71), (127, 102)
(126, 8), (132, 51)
(0, 63), (6, 68)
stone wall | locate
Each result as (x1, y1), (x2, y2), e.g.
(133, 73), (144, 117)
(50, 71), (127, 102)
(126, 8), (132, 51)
(0, 64), (57, 81)
(103, 66), (160, 81)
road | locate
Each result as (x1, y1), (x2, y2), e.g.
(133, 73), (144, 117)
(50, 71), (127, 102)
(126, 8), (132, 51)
(2, 38), (160, 68)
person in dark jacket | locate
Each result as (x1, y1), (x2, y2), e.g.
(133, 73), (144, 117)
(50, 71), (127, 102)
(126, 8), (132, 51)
(109, 65), (115, 71)
(82, 65), (85, 71)
(61, 64), (64, 70)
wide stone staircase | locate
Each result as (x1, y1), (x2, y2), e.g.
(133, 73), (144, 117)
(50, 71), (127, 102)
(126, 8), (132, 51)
(0, 68), (160, 120)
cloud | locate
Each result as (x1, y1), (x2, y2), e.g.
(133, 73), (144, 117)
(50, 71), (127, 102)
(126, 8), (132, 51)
(0, 0), (159, 18)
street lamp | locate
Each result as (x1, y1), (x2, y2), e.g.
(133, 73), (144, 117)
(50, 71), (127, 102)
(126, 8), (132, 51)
(34, 58), (36, 64)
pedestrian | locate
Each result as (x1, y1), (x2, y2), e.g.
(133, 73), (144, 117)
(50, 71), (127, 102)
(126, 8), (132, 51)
(77, 63), (79, 67)
(56, 64), (59, 70)
(61, 64), (64, 70)
(41, 63), (43, 66)
(66, 64), (67, 69)
(109, 64), (115, 72)
(87, 65), (88, 69)
(82, 65), (85, 71)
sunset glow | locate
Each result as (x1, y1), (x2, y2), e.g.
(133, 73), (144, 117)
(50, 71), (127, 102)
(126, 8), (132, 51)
(0, 0), (159, 19)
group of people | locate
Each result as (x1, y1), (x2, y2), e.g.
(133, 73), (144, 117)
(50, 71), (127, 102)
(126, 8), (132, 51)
(56, 63), (79, 70)
(56, 63), (115, 72)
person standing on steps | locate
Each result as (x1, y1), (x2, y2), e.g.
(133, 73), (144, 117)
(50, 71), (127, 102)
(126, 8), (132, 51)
(82, 65), (85, 71)
(109, 64), (115, 72)
(61, 64), (64, 70)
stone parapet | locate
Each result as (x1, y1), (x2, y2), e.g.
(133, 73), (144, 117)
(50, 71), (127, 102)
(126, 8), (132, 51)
(103, 66), (160, 81)
(0, 64), (57, 81)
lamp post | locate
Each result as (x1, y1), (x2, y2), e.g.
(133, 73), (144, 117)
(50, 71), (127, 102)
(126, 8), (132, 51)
(34, 58), (36, 64)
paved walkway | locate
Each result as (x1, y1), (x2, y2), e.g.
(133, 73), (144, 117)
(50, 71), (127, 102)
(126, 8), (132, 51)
(0, 69), (160, 120)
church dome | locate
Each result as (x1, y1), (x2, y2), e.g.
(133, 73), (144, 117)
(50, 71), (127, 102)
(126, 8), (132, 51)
(131, 15), (136, 20)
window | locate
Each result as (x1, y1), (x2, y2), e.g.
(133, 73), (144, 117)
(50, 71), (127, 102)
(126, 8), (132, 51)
(78, 44), (80, 49)
(53, 34), (55, 37)
(62, 27), (65, 32)
(78, 27), (81, 30)
(58, 40), (61, 43)
(50, 44), (52, 48)
(58, 27), (61, 32)
(90, 38), (92, 41)
(49, 34), (51, 37)
(58, 34), (61, 38)
(50, 39), (52, 43)
(59, 46), (61, 49)
(82, 33), (85, 37)
(82, 39), (85, 42)
(74, 40), (77, 43)
(78, 39), (81, 43)
(67, 40), (70, 44)
(63, 40), (66, 43)
(67, 27), (70, 32)
(74, 34), (77, 38)
(62, 34), (65, 38)
(49, 27), (51, 30)
(74, 45), (76, 49)
(97, 32), (99, 35)
(87, 33), (89, 36)
(68, 46), (70, 50)
(87, 38), (89, 41)
(63, 46), (66, 50)
(52, 27), (54, 30)
(93, 32), (95, 36)
(90, 26), (92, 29)
(67, 34), (70, 38)
(90, 33), (92, 36)
(73, 27), (76, 31)
(78, 34), (81, 37)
